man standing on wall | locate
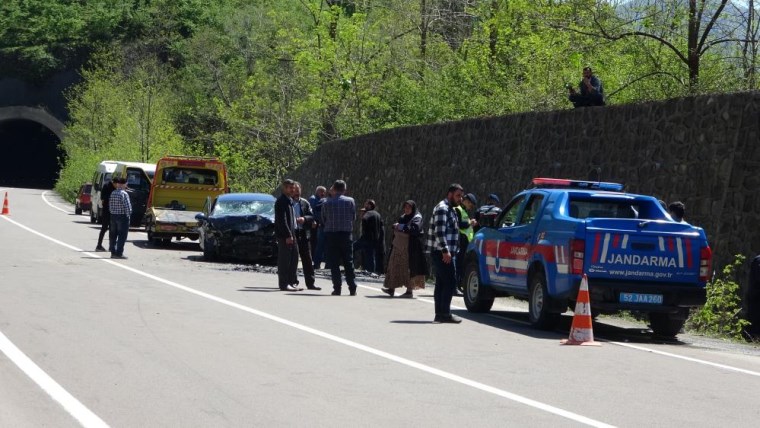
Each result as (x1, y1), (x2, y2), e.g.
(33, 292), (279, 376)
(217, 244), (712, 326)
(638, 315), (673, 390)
(322, 179), (358, 296)
(293, 182), (320, 290)
(426, 183), (464, 323)
(108, 178), (132, 259)
(567, 66), (605, 108)
(275, 179), (301, 292)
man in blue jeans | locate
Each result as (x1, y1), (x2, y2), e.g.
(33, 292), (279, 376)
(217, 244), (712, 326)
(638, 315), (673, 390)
(425, 183), (464, 323)
(108, 177), (132, 259)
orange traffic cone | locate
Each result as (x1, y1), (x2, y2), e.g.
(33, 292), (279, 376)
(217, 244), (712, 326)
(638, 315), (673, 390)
(561, 274), (600, 346)
(1, 192), (8, 215)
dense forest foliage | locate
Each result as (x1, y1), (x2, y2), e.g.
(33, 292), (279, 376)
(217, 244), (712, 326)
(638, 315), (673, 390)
(1, 1), (758, 198)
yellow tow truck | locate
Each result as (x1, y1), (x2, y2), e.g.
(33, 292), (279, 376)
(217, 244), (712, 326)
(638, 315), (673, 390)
(144, 156), (229, 245)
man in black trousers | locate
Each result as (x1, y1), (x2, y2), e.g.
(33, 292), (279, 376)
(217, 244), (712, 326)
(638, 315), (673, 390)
(292, 182), (320, 290)
(274, 179), (301, 292)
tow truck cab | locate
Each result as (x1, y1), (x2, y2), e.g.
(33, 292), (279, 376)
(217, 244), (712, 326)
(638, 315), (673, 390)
(144, 156), (229, 245)
(464, 178), (712, 337)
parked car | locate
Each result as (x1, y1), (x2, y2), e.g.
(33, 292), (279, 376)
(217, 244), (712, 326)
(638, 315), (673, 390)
(464, 177), (712, 337)
(195, 193), (277, 262)
(75, 183), (92, 215)
(90, 161), (118, 223)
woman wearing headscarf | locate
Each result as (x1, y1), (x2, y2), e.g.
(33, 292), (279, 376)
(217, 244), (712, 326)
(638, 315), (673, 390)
(382, 200), (429, 298)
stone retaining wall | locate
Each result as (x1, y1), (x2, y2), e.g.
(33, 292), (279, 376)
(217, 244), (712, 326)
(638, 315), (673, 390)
(288, 92), (760, 277)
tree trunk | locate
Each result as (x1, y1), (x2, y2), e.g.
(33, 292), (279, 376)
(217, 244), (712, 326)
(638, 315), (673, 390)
(687, 0), (699, 91)
(420, 0), (428, 58)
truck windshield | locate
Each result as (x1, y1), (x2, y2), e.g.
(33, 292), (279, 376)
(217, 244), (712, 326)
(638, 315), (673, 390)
(568, 197), (664, 220)
(162, 167), (218, 185)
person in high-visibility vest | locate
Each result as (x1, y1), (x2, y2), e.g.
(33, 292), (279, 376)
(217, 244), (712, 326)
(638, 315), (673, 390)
(454, 193), (478, 293)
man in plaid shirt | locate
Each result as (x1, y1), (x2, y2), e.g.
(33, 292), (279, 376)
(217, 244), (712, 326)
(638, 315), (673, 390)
(425, 183), (464, 323)
(108, 177), (132, 259)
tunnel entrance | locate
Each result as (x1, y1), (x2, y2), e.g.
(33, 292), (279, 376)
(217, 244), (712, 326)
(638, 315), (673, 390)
(0, 119), (63, 189)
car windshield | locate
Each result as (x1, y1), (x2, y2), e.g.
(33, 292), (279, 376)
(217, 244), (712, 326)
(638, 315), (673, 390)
(213, 200), (274, 217)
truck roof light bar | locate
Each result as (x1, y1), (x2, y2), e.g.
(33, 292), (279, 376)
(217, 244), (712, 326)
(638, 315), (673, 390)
(531, 178), (625, 192)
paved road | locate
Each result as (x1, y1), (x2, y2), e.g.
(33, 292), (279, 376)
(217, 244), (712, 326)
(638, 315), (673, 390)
(2, 187), (760, 427)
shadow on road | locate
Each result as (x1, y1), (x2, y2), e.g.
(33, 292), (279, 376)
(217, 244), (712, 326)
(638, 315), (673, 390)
(458, 308), (686, 345)
(131, 240), (200, 252)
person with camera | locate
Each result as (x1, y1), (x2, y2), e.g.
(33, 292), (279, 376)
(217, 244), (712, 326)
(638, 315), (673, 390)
(567, 66), (605, 108)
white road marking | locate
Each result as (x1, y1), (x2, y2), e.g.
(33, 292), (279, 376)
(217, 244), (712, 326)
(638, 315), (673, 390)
(41, 190), (70, 214)
(608, 341), (760, 377)
(0, 330), (109, 428)
(3, 205), (614, 428)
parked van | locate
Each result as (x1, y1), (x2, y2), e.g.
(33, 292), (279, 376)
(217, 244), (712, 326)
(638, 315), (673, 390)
(90, 161), (118, 224)
(145, 156), (229, 245)
(111, 162), (157, 227)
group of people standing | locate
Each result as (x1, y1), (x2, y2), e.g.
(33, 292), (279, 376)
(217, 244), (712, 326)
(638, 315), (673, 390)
(275, 179), (493, 324)
(275, 179), (360, 295)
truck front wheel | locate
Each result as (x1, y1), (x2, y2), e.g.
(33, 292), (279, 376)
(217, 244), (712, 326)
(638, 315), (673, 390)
(463, 261), (494, 313)
(528, 272), (560, 330)
(648, 311), (686, 337)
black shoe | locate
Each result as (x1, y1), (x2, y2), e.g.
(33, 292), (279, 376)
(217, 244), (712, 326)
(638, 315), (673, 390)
(439, 314), (462, 324)
(111, 254), (127, 259)
(349, 289), (357, 296)
(95, 245), (106, 252)
(306, 285), (322, 290)
(331, 290), (341, 296)
(433, 315), (443, 324)
(381, 287), (394, 297)
(398, 291), (414, 299)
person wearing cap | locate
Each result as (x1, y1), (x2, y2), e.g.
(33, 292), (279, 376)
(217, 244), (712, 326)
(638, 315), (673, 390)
(108, 177), (132, 259)
(455, 193), (478, 292)
(476, 193), (502, 229)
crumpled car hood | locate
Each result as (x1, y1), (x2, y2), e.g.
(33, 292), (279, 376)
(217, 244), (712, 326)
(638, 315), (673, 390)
(208, 214), (274, 233)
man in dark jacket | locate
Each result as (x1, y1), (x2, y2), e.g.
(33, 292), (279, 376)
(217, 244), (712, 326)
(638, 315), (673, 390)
(308, 185), (327, 269)
(568, 66), (605, 108)
(274, 179), (301, 291)
(95, 179), (115, 251)
(293, 182), (320, 290)
(353, 199), (385, 273)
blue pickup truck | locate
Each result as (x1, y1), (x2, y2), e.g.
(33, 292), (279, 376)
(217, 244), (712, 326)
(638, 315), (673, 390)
(463, 178), (712, 337)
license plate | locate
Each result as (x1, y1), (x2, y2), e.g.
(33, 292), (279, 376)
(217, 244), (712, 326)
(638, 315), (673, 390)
(620, 292), (663, 304)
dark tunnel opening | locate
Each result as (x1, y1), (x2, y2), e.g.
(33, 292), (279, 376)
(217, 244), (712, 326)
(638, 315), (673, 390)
(0, 119), (63, 189)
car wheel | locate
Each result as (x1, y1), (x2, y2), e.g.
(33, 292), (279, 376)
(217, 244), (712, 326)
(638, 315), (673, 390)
(75, 204), (82, 215)
(463, 261), (494, 313)
(528, 271), (560, 330)
(202, 237), (217, 260)
(146, 223), (160, 245)
(648, 311), (686, 337)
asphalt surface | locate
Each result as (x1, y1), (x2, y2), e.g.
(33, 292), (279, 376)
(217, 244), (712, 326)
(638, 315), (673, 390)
(2, 187), (760, 427)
